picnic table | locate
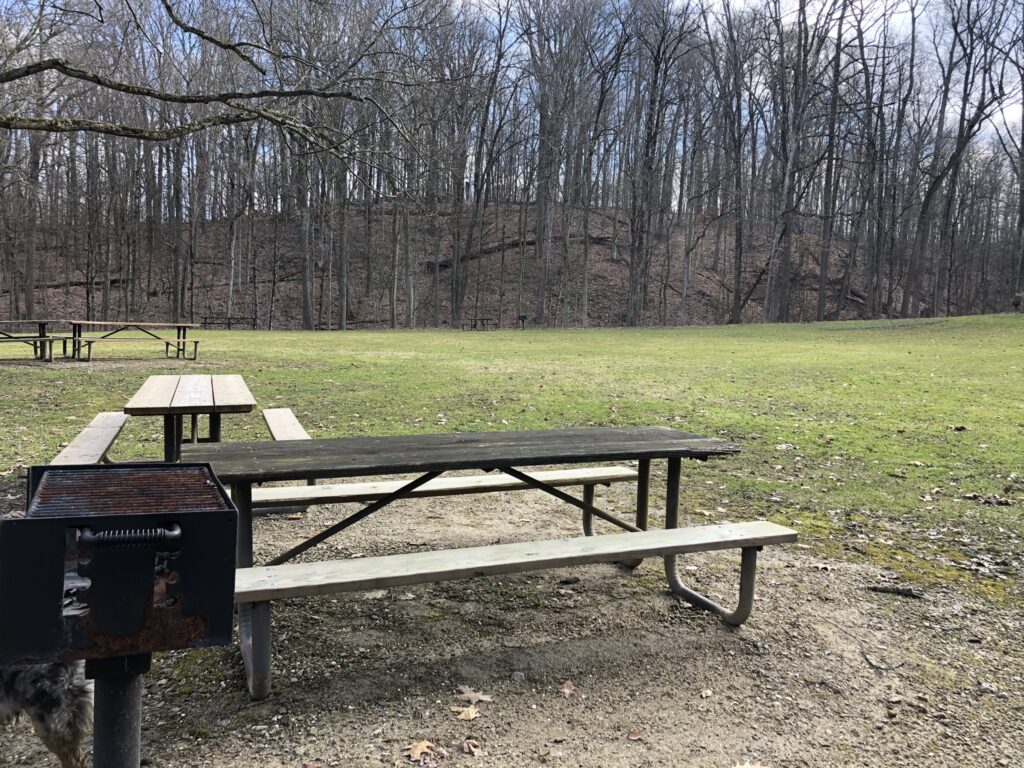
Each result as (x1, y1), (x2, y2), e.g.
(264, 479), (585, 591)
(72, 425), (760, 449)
(66, 319), (199, 360)
(0, 319), (61, 361)
(183, 426), (752, 699)
(125, 374), (256, 461)
(201, 316), (258, 330)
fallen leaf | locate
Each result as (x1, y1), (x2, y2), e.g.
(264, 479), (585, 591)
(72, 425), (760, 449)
(559, 680), (576, 697)
(456, 686), (493, 705)
(450, 705), (480, 720)
(700, 688), (713, 698)
(461, 739), (486, 757)
(403, 740), (447, 765)
(626, 730), (642, 741)
(363, 589), (387, 600)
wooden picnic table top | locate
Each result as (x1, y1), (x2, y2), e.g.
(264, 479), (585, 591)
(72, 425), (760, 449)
(69, 320), (199, 328)
(182, 426), (740, 484)
(124, 374), (256, 416)
(0, 319), (61, 325)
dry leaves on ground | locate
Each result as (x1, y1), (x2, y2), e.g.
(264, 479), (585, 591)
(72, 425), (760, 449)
(461, 739), (486, 757)
(455, 686), (493, 704)
(450, 704), (481, 720)
(403, 740), (448, 766)
(558, 680), (576, 697)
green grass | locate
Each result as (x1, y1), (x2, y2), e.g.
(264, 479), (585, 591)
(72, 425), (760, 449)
(1, 314), (1021, 599)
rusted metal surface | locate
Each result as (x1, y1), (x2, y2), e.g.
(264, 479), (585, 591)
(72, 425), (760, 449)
(66, 581), (208, 661)
(28, 466), (231, 518)
(0, 463), (236, 665)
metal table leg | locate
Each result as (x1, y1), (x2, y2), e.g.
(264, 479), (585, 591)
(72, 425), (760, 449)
(663, 456), (760, 626)
(174, 415), (183, 461)
(635, 459), (650, 529)
(233, 482), (272, 699)
(581, 484), (596, 536)
(162, 415), (176, 462)
(210, 413), (222, 442)
(618, 459), (651, 569)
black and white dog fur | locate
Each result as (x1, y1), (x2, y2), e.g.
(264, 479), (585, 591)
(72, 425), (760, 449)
(0, 661), (92, 767)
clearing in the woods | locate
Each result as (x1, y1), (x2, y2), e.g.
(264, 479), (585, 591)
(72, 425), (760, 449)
(1, 314), (1022, 767)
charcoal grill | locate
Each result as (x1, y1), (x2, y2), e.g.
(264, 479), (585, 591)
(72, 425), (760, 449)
(0, 463), (237, 768)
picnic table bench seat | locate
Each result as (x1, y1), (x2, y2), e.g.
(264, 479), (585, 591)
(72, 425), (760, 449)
(0, 336), (55, 361)
(76, 337), (200, 361)
(246, 465), (641, 508)
(262, 408), (311, 440)
(234, 521), (797, 698)
(256, 408), (639, 509)
(235, 522), (796, 610)
(51, 412), (129, 464)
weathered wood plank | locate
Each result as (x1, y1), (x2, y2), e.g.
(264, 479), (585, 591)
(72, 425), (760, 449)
(52, 412), (129, 465)
(234, 522), (796, 602)
(169, 375), (214, 412)
(87, 411), (130, 430)
(183, 427), (740, 484)
(247, 466), (638, 508)
(123, 375), (180, 414)
(213, 375), (258, 412)
(262, 408), (311, 440)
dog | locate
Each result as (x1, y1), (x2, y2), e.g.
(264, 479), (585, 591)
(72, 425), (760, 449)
(0, 661), (92, 768)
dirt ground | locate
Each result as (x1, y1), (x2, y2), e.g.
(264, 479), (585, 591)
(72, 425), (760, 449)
(2, 468), (1022, 768)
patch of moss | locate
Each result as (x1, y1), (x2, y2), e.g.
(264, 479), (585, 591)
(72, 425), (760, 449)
(168, 648), (229, 695)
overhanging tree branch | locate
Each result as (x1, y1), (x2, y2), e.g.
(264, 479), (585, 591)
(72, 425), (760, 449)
(0, 111), (255, 139)
(0, 58), (367, 105)
(159, 0), (268, 75)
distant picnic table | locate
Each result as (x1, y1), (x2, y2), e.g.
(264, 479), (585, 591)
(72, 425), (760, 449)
(124, 374), (256, 461)
(201, 316), (258, 330)
(463, 317), (496, 330)
(67, 319), (199, 361)
(0, 319), (61, 361)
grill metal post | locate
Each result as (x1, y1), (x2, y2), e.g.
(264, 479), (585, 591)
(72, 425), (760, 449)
(87, 654), (150, 768)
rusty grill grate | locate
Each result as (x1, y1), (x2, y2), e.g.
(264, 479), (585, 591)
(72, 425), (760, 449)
(28, 465), (232, 518)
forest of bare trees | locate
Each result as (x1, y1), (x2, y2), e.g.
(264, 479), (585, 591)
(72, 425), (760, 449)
(1, 0), (1022, 329)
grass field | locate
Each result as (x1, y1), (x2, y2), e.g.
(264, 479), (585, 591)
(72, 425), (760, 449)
(1, 314), (1021, 600)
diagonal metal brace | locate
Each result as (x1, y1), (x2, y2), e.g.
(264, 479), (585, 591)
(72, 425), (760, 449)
(498, 467), (642, 533)
(665, 546), (761, 626)
(267, 471), (444, 566)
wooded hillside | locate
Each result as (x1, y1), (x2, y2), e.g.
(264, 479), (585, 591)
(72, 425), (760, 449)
(1, 0), (1022, 328)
